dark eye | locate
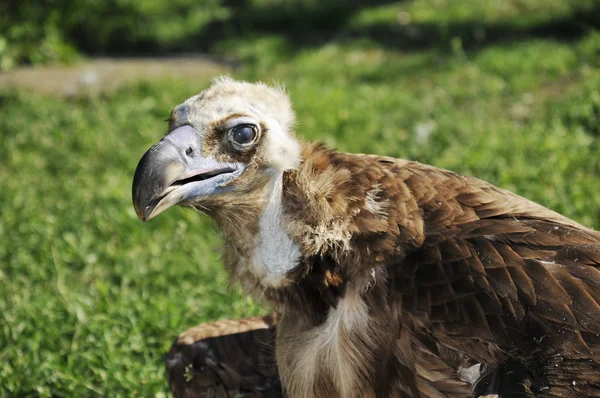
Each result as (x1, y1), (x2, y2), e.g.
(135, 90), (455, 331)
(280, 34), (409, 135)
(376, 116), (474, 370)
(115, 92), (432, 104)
(230, 125), (257, 146)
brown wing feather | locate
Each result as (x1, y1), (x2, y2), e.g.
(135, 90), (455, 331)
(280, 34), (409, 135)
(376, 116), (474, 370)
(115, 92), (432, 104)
(165, 314), (281, 398)
(386, 161), (600, 395)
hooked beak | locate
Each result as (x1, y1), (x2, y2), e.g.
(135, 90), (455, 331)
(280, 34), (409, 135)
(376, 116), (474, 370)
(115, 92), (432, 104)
(132, 125), (244, 222)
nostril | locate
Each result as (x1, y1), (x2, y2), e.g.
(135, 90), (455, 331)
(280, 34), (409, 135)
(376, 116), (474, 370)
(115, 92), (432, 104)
(185, 147), (194, 157)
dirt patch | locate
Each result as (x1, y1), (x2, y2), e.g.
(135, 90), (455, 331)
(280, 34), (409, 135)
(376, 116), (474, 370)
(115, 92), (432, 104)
(0, 56), (229, 97)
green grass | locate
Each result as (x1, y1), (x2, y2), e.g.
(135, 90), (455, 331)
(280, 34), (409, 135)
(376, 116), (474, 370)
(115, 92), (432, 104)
(2, 0), (600, 396)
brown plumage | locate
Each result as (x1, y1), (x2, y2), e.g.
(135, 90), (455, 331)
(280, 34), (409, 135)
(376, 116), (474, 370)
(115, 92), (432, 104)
(166, 315), (281, 398)
(132, 77), (600, 397)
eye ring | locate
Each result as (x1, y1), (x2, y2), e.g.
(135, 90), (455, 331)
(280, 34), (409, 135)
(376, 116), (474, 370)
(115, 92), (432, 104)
(227, 124), (258, 149)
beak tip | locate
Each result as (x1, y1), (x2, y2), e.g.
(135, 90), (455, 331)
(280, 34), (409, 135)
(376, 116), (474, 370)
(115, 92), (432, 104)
(135, 206), (147, 222)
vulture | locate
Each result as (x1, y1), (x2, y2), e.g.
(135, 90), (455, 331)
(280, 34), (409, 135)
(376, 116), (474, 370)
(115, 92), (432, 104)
(132, 77), (600, 397)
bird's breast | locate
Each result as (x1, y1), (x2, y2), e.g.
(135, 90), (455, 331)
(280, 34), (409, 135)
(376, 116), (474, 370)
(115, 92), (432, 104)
(276, 294), (378, 398)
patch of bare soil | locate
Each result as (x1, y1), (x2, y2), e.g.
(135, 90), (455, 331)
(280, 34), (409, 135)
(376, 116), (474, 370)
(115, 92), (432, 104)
(0, 56), (228, 97)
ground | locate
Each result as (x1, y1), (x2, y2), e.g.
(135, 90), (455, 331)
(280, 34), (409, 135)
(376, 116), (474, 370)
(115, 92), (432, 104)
(1, 0), (600, 396)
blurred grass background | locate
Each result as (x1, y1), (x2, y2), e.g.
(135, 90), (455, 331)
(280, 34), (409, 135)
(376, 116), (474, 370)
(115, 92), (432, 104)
(2, 0), (600, 396)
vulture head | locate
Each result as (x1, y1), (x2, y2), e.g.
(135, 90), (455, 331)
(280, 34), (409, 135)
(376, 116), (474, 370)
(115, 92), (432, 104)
(132, 76), (300, 224)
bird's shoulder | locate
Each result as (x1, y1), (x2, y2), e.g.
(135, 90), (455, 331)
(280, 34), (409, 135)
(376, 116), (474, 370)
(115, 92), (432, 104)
(291, 145), (600, 361)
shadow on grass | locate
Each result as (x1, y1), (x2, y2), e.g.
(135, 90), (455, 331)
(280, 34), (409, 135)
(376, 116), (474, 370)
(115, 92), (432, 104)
(353, 10), (599, 52)
(61, 0), (600, 58)
(186, 1), (599, 53)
